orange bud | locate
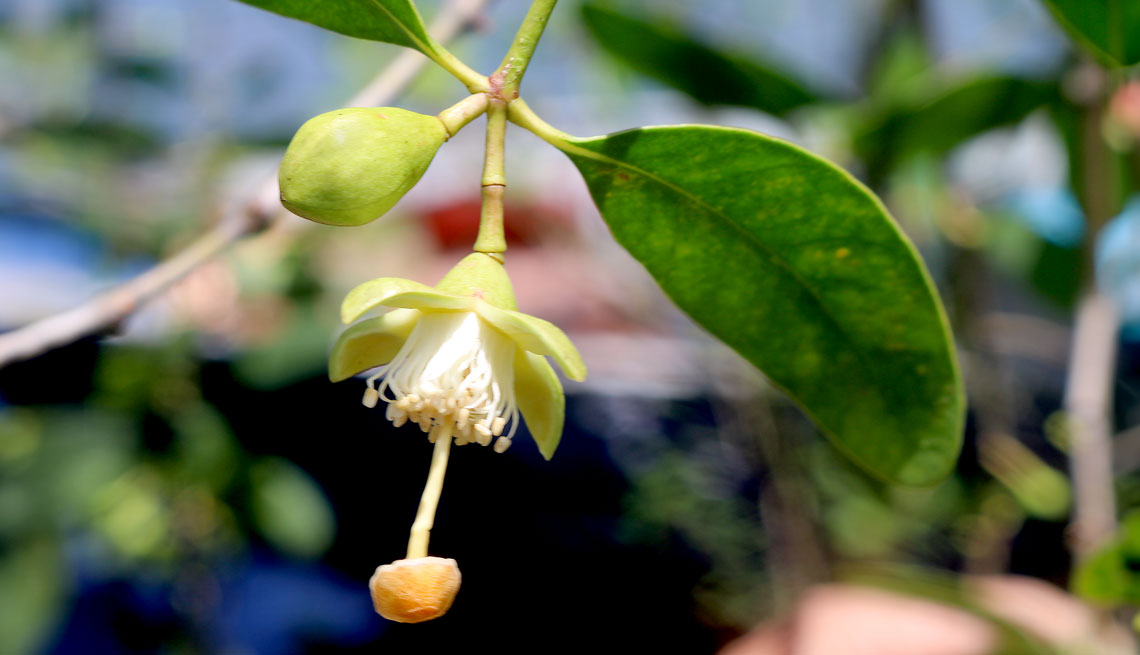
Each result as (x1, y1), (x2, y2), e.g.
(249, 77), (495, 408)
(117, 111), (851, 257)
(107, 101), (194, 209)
(369, 557), (461, 623)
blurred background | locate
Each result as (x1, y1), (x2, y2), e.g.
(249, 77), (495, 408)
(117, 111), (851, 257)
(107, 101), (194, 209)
(2, 0), (1140, 652)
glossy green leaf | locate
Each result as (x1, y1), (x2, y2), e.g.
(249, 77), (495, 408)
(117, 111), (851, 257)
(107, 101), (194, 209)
(341, 277), (473, 324)
(856, 76), (1057, 181)
(329, 309), (419, 382)
(514, 350), (565, 460)
(236, 0), (439, 55)
(1042, 0), (1140, 66)
(476, 302), (588, 382)
(558, 125), (963, 485)
(580, 2), (817, 116)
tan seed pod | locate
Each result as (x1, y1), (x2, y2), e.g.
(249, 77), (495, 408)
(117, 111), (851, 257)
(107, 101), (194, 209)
(369, 557), (461, 623)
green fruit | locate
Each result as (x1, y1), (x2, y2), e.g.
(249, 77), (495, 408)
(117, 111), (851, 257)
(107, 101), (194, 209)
(279, 107), (447, 226)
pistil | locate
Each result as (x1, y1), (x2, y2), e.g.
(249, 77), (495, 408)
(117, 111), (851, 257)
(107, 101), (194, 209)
(407, 432), (452, 559)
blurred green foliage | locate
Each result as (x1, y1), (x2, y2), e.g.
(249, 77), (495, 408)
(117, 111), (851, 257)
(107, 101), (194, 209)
(6, 0), (1140, 649)
(1074, 510), (1140, 605)
(580, 2), (819, 117)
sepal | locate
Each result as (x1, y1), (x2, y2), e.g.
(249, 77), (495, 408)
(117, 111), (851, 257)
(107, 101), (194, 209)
(329, 309), (419, 382)
(476, 302), (587, 382)
(342, 278), (473, 324)
(514, 350), (566, 460)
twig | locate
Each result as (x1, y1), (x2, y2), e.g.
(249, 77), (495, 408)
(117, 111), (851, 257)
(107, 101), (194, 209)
(1064, 291), (1119, 558)
(0, 0), (491, 369)
(1065, 64), (1121, 561)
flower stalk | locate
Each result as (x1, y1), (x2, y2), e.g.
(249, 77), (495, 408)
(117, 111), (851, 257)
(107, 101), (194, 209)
(475, 98), (509, 253)
(407, 433), (453, 559)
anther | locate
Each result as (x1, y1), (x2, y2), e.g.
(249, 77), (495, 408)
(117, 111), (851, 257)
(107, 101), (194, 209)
(362, 388), (380, 408)
(493, 437), (512, 453)
(491, 417), (507, 436)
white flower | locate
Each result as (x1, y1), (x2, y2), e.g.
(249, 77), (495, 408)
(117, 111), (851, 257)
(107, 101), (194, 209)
(362, 311), (520, 452)
(331, 254), (587, 620)
(329, 253), (586, 459)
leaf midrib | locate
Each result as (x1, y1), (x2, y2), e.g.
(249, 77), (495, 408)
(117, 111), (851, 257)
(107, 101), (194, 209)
(562, 131), (921, 393)
(365, 0), (431, 53)
(562, 131), (956, 474)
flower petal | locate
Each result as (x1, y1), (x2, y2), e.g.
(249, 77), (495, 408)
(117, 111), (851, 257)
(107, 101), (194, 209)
(514, 349), (565, 460)
(328, 309), (419, 382)
(341, 278), (474, 324)
(476, 302), (587, 382)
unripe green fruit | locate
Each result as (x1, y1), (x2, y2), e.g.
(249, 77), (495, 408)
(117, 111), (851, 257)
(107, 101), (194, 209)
(279, 107), (448, 226)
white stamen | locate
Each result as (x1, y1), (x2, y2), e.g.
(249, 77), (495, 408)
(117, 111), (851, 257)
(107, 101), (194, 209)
(493, 437), (512, 453)
(362, 387), (380, 408)
(366, 312), (520, 450)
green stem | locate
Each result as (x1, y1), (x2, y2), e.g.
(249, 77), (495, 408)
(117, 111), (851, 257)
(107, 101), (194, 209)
(491, 0), (558, 100)
(475, 98), (509, 253)
(506, 98), (575, 148)
(437, 93), (489, 138)
(427, 45), (490, 94)
(406, 433), (453, 559)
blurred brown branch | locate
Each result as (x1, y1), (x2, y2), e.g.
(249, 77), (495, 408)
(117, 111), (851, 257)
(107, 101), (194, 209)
(0, 0), (492, 370)
(1064, 292), (1119, 558)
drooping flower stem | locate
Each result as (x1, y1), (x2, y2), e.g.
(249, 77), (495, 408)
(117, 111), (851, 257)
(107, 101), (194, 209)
(474, 98), (508, 254)
(407, 433), (454, 559)
(492, 0), (558, 101)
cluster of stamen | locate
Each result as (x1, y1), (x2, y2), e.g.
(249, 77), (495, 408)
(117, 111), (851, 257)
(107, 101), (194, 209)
(362, 312), (519, 452)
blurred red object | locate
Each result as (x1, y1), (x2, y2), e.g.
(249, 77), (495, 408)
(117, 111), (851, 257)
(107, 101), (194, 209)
(1109, 81), (1140, 139)
(421, 196), (575, 249)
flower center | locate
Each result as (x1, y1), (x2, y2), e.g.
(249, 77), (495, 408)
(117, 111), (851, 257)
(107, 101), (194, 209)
(363, 311), (519, 452)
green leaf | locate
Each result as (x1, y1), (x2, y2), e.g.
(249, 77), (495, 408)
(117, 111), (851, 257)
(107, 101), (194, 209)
(0, 539), (64, 655)
(341, 277), (473, 324)
(513, 350), (565, 460)
(856, 76), (1057, 181)
(1073, 544), (1139, 604)
(558, 125), (963, 485)
(236, 0), (440, 55)
(250, 457), (335, 559)
(580, 2), (817, 116)
(1042, 0), (1140, 66)
(329, 309), (419, 382)
(1073, 510), (1140, 605)
(476, 302), (588, 382)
